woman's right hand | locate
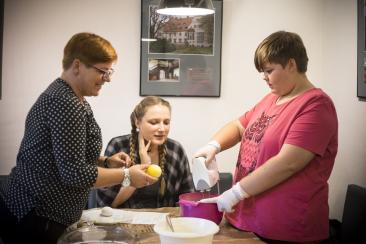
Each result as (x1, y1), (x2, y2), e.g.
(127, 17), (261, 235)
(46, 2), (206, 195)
(129, 164), (157, 188)
(194, 140), (221, 164)
(108, 151), (131, 168)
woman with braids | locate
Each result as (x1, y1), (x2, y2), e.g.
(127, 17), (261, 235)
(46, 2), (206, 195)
(96, 96), (194, 208)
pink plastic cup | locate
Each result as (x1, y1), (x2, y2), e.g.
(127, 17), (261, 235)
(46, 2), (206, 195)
(179, 192), (223, 225)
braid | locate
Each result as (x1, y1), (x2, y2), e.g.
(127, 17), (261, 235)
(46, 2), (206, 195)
(129, 135), (137, 165)
(158, 142), (167, 197)
(129, 112), (138, 165)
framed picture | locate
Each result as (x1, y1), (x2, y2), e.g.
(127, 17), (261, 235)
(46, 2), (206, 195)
(357, 0), (366, 98)
(0, 0), (3, 100)
(140, 0), (223, 97)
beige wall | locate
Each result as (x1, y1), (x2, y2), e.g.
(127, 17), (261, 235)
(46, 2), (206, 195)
(0, 0), (365, 220)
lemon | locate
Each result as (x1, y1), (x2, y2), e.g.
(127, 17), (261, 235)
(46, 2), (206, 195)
(147, 164), (162, 177)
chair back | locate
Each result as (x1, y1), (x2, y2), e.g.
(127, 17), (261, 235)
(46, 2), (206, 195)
(341, 184), (366, 242)
(210, 172), (233, 194)
(0, 175), (9, 200)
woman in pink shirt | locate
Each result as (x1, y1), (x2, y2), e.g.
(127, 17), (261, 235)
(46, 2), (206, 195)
(197, 31), (338, 243)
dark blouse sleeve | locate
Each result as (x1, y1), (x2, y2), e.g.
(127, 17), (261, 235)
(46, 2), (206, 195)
(96, 136), (128, 207)
(46, 96), (98, 187)
(104, 137), (124, 157)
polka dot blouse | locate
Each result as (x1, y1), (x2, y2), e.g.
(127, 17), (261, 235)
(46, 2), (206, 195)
(5, 78), (100, 226)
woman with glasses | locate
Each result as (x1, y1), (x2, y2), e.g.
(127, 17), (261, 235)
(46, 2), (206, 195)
(96, 96), (194, 209)
(0, 32), (157, 244)
(195, 31), (338, 243)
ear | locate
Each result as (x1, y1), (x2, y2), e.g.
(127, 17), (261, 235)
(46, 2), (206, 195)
(287, 58), (298, 72)
(135, 119), (140, 130)
(71, 59), (81, 75)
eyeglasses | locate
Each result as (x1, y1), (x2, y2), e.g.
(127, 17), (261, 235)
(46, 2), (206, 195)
(92, 65), (114, 81)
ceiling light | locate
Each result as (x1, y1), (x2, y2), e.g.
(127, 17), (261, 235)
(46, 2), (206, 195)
(141, 38), (157, 42)
(156, 0), (215, 16)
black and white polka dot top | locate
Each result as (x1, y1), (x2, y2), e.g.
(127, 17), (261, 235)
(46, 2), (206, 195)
(5, 78), (100, 226)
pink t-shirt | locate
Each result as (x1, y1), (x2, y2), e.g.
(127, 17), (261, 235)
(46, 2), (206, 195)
(226, 88), (338, 242)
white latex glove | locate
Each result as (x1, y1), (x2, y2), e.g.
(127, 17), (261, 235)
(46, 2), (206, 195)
(199, 182), (249, 213)
(194, 140), (221, 164)
(207, 157), (219, 186)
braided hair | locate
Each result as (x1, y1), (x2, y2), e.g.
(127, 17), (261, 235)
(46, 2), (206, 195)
(129, 96), (171, 197)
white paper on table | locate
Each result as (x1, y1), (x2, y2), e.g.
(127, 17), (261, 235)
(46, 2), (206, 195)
(81, 208), (168, 225)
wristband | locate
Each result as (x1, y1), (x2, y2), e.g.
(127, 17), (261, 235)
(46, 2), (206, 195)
(232, 182), (250, 200)
(103, 157), (109, 168)
(208, 140), (221, 153)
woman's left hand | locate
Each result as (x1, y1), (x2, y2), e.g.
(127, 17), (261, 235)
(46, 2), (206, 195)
(199, 182), (249, 212)
(107, 152), (131, 168)
(138, 132), (152, 164)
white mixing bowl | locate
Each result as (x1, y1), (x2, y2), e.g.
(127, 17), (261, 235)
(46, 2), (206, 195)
(153, 217), (219, 244)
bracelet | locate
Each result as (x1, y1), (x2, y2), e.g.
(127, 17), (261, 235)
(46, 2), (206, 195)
(208, 140), (221, 153)
(103, 157), (109, 168)
(122, 168), (131, 187)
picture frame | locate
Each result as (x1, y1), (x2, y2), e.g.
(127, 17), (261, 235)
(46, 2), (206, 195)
(140, 0), (223, 97)
(0, 0), (3, 100)
(357, 0), (366, 98)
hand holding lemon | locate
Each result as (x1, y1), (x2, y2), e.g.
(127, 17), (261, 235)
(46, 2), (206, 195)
(146, 164), (162, 178)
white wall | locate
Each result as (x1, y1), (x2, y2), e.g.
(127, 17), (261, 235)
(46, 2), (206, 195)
(322, 0), (366, 220)
(0, 0), (365, 220)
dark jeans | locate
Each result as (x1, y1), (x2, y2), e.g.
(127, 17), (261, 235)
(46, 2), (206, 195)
(0, 195), (67, 244)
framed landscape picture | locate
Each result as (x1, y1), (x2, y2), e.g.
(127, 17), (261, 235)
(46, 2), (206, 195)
(140, 0), (223, 97)
(357, 0), (366, 98)
(0, 0), (3, 99)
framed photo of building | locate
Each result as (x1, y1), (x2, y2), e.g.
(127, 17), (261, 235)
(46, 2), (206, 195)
(357, 0), (366, 98)
(140, 0), (223, 97)
(0, 0), (3, 100)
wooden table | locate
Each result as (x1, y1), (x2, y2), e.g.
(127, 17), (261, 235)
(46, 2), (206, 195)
(124, 207), (263, 244)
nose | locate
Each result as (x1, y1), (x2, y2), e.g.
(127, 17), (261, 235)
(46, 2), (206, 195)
(157, 122), (168, 131)
(104, 76), (111, 83)
(262, 74), (268, 81)
(158, 123), (164, 130)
